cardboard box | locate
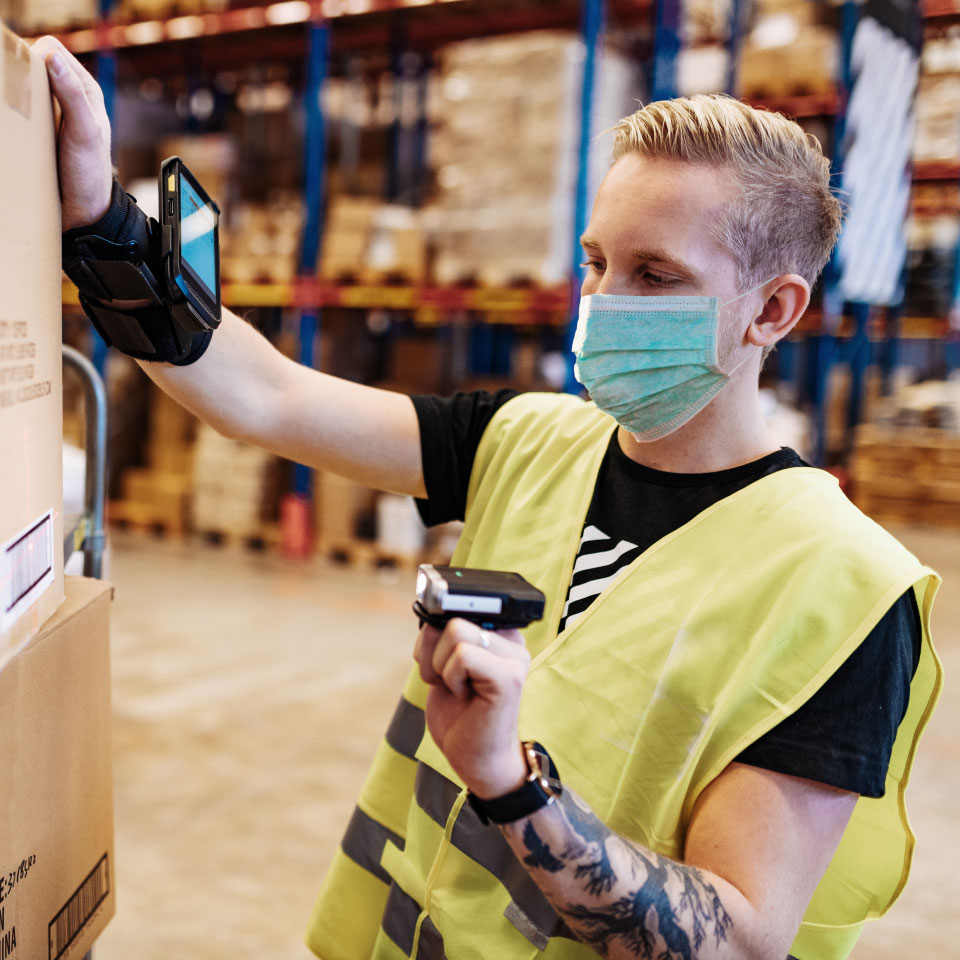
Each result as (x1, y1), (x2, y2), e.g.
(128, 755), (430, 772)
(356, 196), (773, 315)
(0, 27), (65, 664)
(0, 577), (115, 960)
(316, 471), (377, 545)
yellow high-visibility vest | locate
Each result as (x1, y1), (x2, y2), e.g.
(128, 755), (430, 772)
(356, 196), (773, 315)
(306, 393), (942, 960)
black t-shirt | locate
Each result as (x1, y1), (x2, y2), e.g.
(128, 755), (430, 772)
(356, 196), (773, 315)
(412, 390), (922, 799)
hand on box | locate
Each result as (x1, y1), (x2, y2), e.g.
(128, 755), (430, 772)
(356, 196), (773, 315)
(32, 37), (112, 232)
(413, 618), (530, 801)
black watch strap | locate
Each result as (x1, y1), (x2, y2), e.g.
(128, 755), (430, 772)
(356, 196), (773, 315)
(467, 742), (562, 826)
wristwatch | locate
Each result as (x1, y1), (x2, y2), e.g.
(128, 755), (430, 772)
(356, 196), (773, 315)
(467, 741), (562, 825)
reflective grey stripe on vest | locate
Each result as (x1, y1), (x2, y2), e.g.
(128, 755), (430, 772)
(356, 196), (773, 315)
(385, 696), (425, 760)
(341, 806), (404, 886)
(382, 881), (422, 955)
(416, 916), (446, 960)
(415, 762), (576, 948)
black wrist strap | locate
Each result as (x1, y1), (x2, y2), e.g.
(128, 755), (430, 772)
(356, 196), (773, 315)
(468, 743), (561, 826)
(62, 179), (213, 365)
(80, 295), (212, 366)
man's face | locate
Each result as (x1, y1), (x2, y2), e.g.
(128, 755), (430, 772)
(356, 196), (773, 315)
(580, 154), (749, 361)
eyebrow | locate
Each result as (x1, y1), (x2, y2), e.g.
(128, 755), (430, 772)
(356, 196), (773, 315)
(579, 235), (702, 282)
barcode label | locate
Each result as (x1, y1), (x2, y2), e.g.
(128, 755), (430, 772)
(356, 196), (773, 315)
(1, 510), (54, 630)
(48, 854), (109, 960)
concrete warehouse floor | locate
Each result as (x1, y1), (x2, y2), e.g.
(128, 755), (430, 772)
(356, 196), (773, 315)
(93, 524), (959, 960)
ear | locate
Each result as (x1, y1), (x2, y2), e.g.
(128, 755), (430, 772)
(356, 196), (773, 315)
(745, 275), (810, 349)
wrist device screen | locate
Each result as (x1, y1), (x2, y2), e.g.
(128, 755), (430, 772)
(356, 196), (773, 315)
(160, 156), (221, 332)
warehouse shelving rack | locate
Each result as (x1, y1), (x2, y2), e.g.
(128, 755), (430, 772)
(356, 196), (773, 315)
(44, 0), (654, 547)
(39, 0), (954, 489)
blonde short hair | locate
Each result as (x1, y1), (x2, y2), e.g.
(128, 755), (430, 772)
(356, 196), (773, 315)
(611, 94), (843, 288)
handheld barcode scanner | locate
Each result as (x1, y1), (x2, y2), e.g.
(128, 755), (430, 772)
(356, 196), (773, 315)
(159, 156), (222, 333)
(414, 564), (545, 631)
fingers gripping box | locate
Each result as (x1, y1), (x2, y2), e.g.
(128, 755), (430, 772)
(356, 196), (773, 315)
(0, 26), (65, 664)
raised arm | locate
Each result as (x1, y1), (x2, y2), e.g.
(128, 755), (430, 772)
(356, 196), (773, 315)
(139, 308), (425, 496)
(35, 36), (425, 498)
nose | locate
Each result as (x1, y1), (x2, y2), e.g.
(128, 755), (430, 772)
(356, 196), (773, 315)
(593, 268), (632, 298)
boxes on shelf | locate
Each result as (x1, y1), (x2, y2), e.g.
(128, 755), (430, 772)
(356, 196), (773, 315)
(114, 467), (192, 536)
(0, 29), (65, 661)
(365, 205), (427, 284)
(905, 215), (958, 319)
(914, 74), (960, 163)
(851, 422), (960, 527)
(191, 424), (281, 539)
(221, 194), (303, 285)
(118, 0), (228, 21)
(425, 30), (639, 287)
(319, 197), (375, 282)
(738, 24), (837, 100)
(315, 470), (377, 548)
(158, 133), (237, 219)
(146, 383), (197, 474)
(319, 198), (426, 284)
(0, 0), (96, 32)
(0, 577), (115, 960)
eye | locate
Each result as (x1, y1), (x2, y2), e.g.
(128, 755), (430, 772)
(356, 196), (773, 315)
(644, 271), (679, 287)
(579, 260), (604, 274)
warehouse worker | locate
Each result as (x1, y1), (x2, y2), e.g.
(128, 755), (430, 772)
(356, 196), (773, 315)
(38, 35), (941, 960)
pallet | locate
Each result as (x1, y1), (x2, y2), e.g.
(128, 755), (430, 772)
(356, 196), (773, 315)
(195, 525), (283, 551)
(854, 495), (960, 529)
(109, 499), (186, 538)
(360, 269), (425, 287)
(320, 538), (420, 573)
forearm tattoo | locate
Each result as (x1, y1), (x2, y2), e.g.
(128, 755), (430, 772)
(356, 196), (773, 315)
(509, 792), (733, 959)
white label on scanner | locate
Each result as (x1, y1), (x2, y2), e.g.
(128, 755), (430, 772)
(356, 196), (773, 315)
(1, 509), (54, 629)
(441, 594), (503, 615)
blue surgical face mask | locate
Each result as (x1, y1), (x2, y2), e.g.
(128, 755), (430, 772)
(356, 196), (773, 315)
(572, 282), (770, 441)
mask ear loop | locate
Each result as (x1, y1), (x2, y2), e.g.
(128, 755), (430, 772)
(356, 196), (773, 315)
(716, 277), (778, 377)
(720, 277), (778, 307)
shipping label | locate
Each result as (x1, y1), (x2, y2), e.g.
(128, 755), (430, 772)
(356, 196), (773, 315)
(1, 510), (54, 632)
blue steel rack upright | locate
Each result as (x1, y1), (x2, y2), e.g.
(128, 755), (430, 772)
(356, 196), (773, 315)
(564, 0), (608, 395)
(291, 21), (330, 518)
(90, 0), (118, 381)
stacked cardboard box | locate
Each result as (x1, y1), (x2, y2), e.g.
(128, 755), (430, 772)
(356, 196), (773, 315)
(315, 470), (377, 549)
(191, 423), (281, 540)
(738, 1), (837, 101)
(1, 33), (115, 956)
(110, 385), (196, 535)
(0, 0), (96, 32)
(1, 27), (64, 663)
(1, 578), (116, 959)
(851, 423), (960, 527)
(319, 197), (375, 282)
(158, 133), (237, 222)
(221, 194), (303, 285)
(425, 30), (639, 287)
(119, 0), (229, 19)
(319, 198), (427, 284)
(914, 74), (960, 163)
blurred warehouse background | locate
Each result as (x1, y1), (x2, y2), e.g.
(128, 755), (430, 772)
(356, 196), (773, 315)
(3, 1), (960, 958)
(0, 0), (956, 553)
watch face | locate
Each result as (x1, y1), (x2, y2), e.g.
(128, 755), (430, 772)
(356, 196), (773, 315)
(528, 742), (562, 798)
